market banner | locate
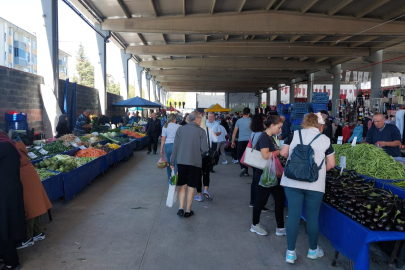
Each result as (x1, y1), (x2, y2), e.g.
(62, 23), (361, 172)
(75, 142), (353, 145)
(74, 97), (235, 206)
(382, 73), (387, 79)
(363, 72), (369, 82)
(358, 72), (363, 82)
(388, 73), (393, 78)
(401, 74), (405, 87)
(345, 71), (351, 82)
(353, 71), (358, 82)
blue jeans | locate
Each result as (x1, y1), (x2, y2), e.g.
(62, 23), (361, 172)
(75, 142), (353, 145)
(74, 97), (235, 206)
(165, 143), (177, 179)
(285, 187), (324, 250)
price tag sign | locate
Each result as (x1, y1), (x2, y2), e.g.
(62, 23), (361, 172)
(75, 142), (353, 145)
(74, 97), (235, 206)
(337, 136), (343, 145)
(28, 152), (38, 159)
(34, 146), (42, 149)
(351, 137), (357, 147)
(340, 156), (346, 168)
(70, 142), (79, 147)
(79, 145), (87, 150)
(39, 149), (48, 155)
(62, 141), (71, 147)
(92, 132), (99, 135)
(89, 137), (95, 143)
(75, 137), (81, 143)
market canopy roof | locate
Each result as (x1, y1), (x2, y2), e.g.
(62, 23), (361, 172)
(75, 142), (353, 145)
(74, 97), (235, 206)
(112, 96), (161, 108)
(168, 106), (180, 112)
(204, 104), (230, 112)
(153, 100), (167, 108)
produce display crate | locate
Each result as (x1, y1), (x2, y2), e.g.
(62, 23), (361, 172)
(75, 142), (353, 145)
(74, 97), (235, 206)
(312, 92), (328, 98)
(291, 119), (303, 125)
(277, 104), (290, 114)
(134, 135), (150, 151)
(290, 112), (307, 119)
(290, 124), (302, 132)
(312, 97), (329, 104)
(5, 112), (27, 122)
(311, 103), (328, 113)
(6, 121), (28, 131)
(41, 171), (64, 201)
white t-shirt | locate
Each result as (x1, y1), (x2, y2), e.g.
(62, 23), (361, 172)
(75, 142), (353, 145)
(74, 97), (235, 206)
(280, 128), (334, 193)
(205, 127), (218, 148)
(161, 123), (180, 144)
(206, 120), (220, 133)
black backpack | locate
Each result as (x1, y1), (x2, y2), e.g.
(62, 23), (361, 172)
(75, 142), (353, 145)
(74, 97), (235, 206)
(284, 130), (324, 182)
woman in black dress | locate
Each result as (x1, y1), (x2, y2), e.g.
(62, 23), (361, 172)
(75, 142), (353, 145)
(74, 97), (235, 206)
(0, 131), (26, 269)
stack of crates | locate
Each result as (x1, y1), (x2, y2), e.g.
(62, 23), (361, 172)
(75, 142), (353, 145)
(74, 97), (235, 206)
(290, 103), (310, 132)
(312, 92), (329, 104)
(5, 112), (28, 131)
(277, 104), (291, 122)
(311, 103), (328, 113)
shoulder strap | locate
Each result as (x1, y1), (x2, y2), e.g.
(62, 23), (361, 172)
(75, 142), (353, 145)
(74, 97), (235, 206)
(308, 133), (322, 146)
(206, 127), (210, 143)
(298, 129), (303, 145)
(252, 133), (264, 149)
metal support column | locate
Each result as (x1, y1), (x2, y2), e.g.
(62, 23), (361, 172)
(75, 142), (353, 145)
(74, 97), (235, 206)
(277, 86), (281, 105)
(366, 50), (383, 99)
(330, 64), (341, 117)
(145, 73), (152, 101)
(307, 73), (314, 103)
(289, 80), (296, 104)
(157, 85), (161, 102)
(225, 93), (230, 108)
(119, 50), (131, 100)
(266, 89), (271, 107)
(135, 63), (143, 98)
(94, 24), (110, 114)
(151, 79), (157, 101)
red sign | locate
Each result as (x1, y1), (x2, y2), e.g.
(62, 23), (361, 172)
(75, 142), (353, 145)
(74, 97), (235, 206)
(315, 88), (318, 92)
(295, 88), (297, 96)
(285, 87), (288, 95)
(354, 90), (357, 96)
(349, 89), (352, 94)
(340, 89), (343, 94)
(328, 89), (331, 96)
(344, 89), (347, 95)
(303, 89), (306, 96)
(298, 88), (301, 95)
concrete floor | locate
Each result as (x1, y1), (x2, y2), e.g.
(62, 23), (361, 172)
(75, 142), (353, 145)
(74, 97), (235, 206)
(19, 147), (392, 270)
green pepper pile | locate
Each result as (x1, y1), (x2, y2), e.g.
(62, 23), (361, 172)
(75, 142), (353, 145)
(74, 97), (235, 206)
(35, 168), (58, 180)
(333, 144), (405, 181)
(28, 140), (76, 160)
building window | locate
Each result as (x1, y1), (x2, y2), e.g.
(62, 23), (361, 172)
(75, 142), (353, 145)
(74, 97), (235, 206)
(32, 41), (37, 49)
(8, 63), (12, 68)
(26, 52), (30, 62)
(14, 47), (18, 57)
(33, 70), (37, 74)
(23, 36), (29, 43)
(32, 55), (37, 64)
(4, 33), (5, 40)
(8, 45), (12, 54)
(8, 28), (11, 35)
(63, 56), (66, 62)
(23, 67), (30, 72)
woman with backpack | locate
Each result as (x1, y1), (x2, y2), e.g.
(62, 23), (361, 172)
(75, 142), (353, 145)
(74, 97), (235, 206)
(250, 116), (286, 237)
(280, 113), (335, 264)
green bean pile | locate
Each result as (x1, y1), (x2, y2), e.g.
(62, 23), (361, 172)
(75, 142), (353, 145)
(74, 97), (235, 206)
(333, 144), (405, 181)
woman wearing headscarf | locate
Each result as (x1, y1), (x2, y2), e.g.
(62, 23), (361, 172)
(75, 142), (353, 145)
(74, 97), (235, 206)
(56, 114), (71, 138)
(14, 138), (52, 250)
(0, 131), (26, 270)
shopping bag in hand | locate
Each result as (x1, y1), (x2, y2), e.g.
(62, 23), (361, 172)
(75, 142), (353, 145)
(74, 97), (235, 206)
(157, 154), (169, 169)
(273, 152), (284, 178)
(259, 153), (278, 188)
(240, 137), (252, 168)
(166, 170), (178, 207)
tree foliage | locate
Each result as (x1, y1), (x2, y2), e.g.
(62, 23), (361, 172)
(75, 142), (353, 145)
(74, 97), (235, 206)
(106, 75), (120, 95)
(167, 92), (186, 107)
(72, 44), (94, 88)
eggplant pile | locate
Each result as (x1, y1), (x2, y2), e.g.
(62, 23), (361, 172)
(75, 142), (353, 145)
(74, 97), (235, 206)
(324, 168), (405, 232)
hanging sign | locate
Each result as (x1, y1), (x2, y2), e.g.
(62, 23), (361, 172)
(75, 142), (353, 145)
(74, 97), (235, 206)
(328, 89), (331, 96)
(345, 71), (351, 83)
(303, 89), (306, 96)
(349, 89), (352, 94)
(298, 88), (301, 95)
(340, 89), (343, 94)
(363, 72), (369, 82)
(353, 71), (358, 82)
(358, 72), (363, 82)
(315, 88), (318, 92)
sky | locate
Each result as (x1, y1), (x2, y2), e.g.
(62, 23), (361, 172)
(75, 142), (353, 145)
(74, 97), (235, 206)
(0, 0), (133, 84)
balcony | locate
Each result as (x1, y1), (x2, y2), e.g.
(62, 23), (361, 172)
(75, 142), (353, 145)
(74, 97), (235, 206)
(13, 41), (26, 50)
(14, 57), (27, 66)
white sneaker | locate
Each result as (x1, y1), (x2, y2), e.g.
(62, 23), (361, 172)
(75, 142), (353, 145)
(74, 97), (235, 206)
(307, 246), (324, 259)
(286, 250), (297, 264)
(234, 160), (239, 164)
(250, 224), (268, 236)
(222, 161), (228, 164)
(276, 228), (287, 236)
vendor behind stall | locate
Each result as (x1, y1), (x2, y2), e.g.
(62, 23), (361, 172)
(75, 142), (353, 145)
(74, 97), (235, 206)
(348, 119), (363, 144)
(98, 113), (109, 125)
(56, 114), (70, 138)
(365, 113), (402, 157)
(73, 109), (92, 136)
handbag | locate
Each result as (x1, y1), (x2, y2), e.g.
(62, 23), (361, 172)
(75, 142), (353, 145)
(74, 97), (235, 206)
(240, 137), (252, 168)
(206, 128), (220, 166)
(243, 133), (267, 170)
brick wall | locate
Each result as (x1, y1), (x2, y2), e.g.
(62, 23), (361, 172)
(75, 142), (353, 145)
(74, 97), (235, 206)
(0, 66), (44, 132)
(0, 65), (126, 134)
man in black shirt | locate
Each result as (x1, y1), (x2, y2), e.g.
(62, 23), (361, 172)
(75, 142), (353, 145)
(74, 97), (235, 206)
(146, 112), (162, 154)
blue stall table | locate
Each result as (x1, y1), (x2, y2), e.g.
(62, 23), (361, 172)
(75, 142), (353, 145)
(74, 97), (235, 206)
(135, 136), (149, 151)
(112, 145), (125, 162)
(76, 157), (105, 191)
(41, 172), (64, 201)
(63, 169), (79, 203)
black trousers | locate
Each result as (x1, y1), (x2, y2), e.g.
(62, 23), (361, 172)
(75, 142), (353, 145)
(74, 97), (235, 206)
(210, 142), (218, 171)
(231, 142), (238, 160)
(252, 168), (286, 228)
(0, 240), (19, 267)
(237, 141), (249, 172)
(250, 167), (259, 205)
(197, 156), (211, 193)
(147, 132), (159, 152)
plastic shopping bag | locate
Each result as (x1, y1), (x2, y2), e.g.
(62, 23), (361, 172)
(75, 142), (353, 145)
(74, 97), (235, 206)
(240, 137), (252, 168)
(166, 170), (178, 207)
(273, 152), (284, 178)
(259, 153), (278, 188)
(157, 154), (169, 169)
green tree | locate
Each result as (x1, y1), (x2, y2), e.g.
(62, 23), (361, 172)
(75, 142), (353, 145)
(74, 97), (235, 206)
(167, 92), (186, 107)
(129, 84), (135, 98)
(72, 43), (94, 88)
(106, 76), (120, 95)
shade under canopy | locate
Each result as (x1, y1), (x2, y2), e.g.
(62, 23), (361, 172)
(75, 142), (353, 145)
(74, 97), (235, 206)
(112, 96), (162, 108)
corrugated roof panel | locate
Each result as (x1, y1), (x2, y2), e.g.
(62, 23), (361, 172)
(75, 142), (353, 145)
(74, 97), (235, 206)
(155, 0), (183, 16)
(186, 0), (212, 14)
(215, 0), (240, 13)
(123, 0), (157, 17)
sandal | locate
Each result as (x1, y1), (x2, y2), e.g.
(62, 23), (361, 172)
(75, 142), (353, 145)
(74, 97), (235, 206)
(184, 211), (194, 218)
(177, 209), (184, 216)
(203, 192), (213, 202)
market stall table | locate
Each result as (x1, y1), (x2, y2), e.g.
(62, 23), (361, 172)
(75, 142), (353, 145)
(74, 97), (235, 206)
(134, 136), (149, 151)
(41, 172), (64, 202)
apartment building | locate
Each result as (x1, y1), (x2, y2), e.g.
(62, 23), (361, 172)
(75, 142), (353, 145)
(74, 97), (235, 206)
(0, 17), (37, 74)
(0, 17), (70, 78)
